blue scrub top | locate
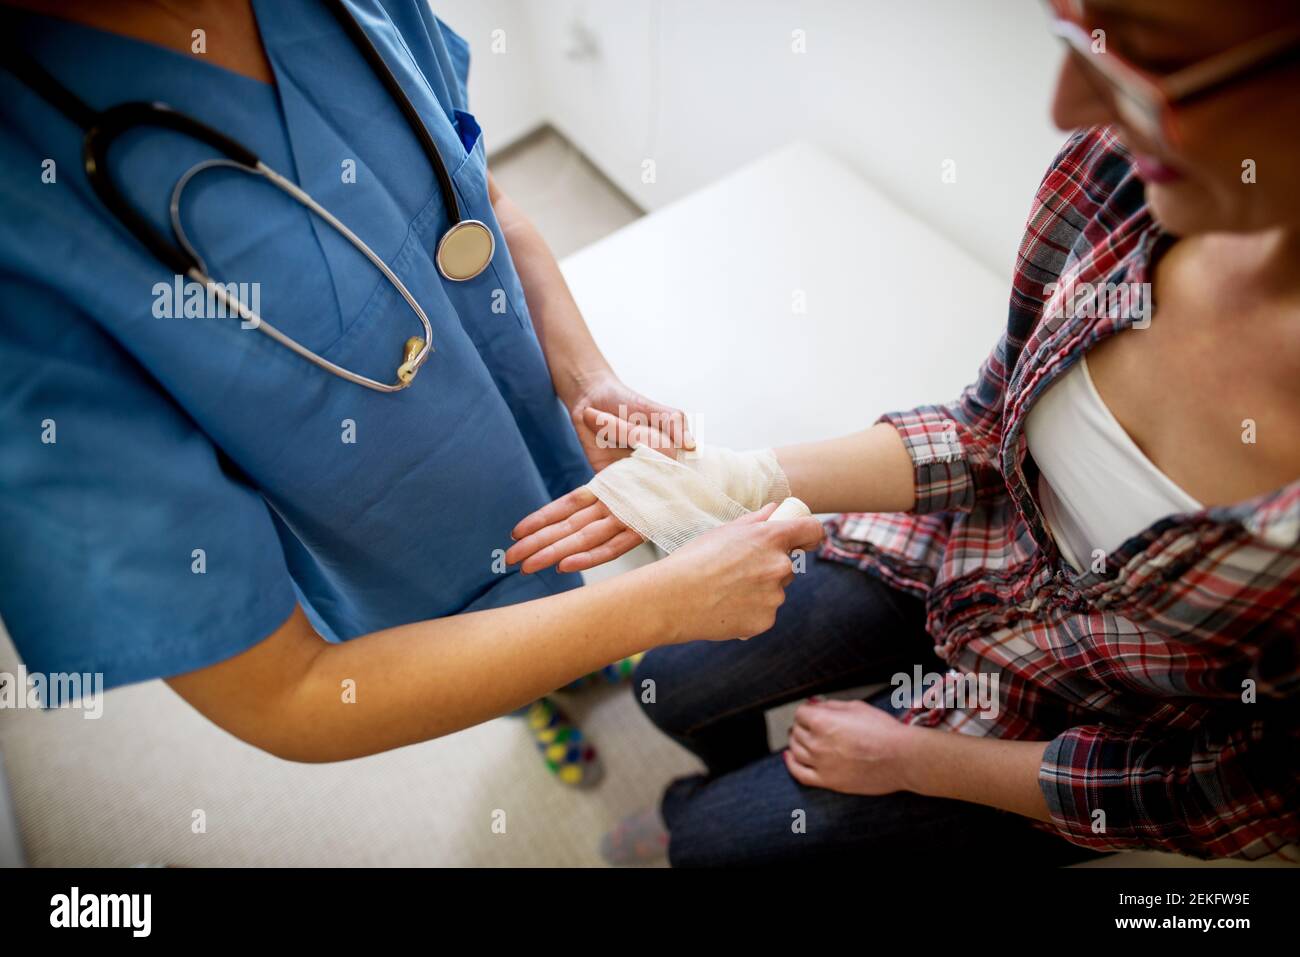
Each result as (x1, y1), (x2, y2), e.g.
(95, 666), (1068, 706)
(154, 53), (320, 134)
(0, 0), (592, 689)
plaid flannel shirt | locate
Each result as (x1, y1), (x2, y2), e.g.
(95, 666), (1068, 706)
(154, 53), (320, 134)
(820, 127), (1300, 861)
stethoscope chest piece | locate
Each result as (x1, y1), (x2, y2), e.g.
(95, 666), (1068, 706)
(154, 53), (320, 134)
(3, 0), (500, 391)
(435, 219), (495, 282)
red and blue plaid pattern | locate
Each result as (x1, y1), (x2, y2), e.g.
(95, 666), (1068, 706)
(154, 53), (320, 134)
(821, 127), (1300, 861)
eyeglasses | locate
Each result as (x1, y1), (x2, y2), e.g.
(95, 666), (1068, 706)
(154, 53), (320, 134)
(1044, 0), (1300, 148)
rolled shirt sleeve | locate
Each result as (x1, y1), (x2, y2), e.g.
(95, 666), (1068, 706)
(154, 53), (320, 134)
(879, 334), (1014, 515)
(1038, 709), (1300, 860)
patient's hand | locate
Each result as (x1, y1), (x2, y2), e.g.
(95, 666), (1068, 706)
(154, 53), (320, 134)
(510, 406), (694, 573)
(784, 698), (915, 795)
(506, 487), (642, 574)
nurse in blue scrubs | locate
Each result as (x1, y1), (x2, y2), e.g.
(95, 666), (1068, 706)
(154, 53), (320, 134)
(0, 1), (826, 773)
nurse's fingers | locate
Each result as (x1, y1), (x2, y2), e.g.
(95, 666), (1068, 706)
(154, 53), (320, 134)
(767, 516), (825, 554)
(582, 407), (676, 455)
(634, 400), (696, 451)
(520, 514), (628, 574)
(556, 529), (644, 574)
(509, 487), (596, 543)
(733, 502), (780, 525)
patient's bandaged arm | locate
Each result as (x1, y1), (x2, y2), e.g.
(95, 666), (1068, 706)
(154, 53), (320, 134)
(585, 444), (792, 553)
(675, 444), (792, 512)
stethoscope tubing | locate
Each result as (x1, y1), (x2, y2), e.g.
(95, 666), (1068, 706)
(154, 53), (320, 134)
(2, 0), (484, 392)
(323, 0), (463, 225)
(171, 158), (434, 392)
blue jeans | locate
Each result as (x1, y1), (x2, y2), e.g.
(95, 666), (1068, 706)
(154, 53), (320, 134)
(634, 555), (1101, 867)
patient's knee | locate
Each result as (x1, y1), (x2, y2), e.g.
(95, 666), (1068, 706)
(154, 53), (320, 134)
(632, 647), (696, 738)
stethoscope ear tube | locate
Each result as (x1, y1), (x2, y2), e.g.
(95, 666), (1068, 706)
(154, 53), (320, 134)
(83, 102), (262, 276)
(324, 0), (463, 226)
(5, 4), (472, 392)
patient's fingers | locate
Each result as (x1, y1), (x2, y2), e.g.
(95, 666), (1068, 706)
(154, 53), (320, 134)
(791, 699), (822, 733)
(557, 529), (644, 574)
(507, 496), (604, 566)
(510, 487), (596, 543)
(782, 748), (824, 788)
(787, 726), (816, 766)
(520, 514), (625, 574)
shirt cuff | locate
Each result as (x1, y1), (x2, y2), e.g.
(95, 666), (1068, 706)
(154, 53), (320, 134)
(1038, 726), (1166, 854)
(879, 406), (977, 515)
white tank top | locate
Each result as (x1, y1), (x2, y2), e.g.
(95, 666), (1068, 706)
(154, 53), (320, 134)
(1023, 356), (1202, 573)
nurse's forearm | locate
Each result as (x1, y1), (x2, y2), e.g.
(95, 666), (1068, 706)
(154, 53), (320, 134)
(170, 563), (677, 763)
(487, 173), (611, 405)
(774, 422), (916, 514)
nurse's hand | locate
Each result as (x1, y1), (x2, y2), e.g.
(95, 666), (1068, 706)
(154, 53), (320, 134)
(507, 486), (641, 574)
(568, 377), (694, 472)
(653, 504), (825, 642)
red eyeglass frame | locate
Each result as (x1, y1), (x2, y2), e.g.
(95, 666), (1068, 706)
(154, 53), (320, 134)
(1043, 0), (1300, 149)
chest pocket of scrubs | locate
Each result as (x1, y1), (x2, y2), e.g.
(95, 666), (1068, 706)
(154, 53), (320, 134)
(447, 113), (534, 334)
(451, 109), (482, 169)
(318, 185), (456, 377)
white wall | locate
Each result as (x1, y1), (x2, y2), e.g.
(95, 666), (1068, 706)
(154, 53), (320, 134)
(434, 0), (546, 149)
(436, 0), (1070, 277)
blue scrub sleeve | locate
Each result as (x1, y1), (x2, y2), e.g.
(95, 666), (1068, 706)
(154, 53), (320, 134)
(0, 282), (298, 691)
(389, 0), (472, 109)
(433, 16), (471, 107)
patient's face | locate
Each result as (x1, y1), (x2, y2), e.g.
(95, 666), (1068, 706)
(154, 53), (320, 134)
(1049, 0), (1300, 237)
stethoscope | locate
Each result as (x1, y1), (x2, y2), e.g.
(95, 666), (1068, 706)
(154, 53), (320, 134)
(2, 0), (495, 392)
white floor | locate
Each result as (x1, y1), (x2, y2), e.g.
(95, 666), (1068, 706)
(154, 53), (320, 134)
(491, 126), (643, 259)
(0, 552), (706, 867)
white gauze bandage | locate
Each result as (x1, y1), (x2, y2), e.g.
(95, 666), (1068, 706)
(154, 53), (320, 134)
(675, 444), (792, 512)
(585, 443), (794, 553)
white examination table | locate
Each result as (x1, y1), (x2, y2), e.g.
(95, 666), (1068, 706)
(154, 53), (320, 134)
(561, 141), (1010, 452)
